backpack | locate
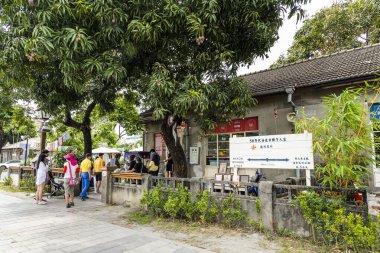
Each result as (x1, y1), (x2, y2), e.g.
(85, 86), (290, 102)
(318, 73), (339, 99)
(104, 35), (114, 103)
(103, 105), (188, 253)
(152, 153), (160, 166)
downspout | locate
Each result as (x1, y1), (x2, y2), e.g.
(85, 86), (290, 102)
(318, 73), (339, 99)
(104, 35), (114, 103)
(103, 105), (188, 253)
(285, 87), (300, 178)
(285, 87), (296, 112)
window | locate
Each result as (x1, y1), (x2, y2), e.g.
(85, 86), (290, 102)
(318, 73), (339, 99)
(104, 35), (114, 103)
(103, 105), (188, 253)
(206, 131), (259, 166)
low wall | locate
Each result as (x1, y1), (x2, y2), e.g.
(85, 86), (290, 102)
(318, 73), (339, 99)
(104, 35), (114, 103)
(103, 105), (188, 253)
(273, 198), (310, 236)
(101, 173), (315, 235)
(1, 166), (81, 195)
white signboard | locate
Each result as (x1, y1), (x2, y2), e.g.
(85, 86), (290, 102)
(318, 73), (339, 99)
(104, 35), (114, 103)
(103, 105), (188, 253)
(374, 170), (380, 188)
(189, 147), (200, 165)
(230, 133), (314, 170)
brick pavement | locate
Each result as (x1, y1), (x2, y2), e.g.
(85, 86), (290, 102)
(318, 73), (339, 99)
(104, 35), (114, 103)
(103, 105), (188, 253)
(0, 191), (212, 253)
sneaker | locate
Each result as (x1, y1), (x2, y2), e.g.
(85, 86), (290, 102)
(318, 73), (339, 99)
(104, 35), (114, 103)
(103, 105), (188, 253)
(66, 203), (71, 208)
(81, 197), (85, 201)
(37, 201), (47, 205)
(70, 202), (75, 206)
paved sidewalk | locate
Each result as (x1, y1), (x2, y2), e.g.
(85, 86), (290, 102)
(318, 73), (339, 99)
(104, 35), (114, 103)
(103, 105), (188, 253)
(0, 191), (212, 253)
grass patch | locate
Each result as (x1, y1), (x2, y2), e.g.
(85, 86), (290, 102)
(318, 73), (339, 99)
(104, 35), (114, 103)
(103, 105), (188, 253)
(155, 219), (201, 234)
(124, 211), (154, 225)
(0, 183), (35, 193)
(274, 233), (338, 253)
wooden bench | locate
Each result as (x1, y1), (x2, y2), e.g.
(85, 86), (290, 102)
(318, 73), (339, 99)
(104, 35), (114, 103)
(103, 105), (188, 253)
(112, 172), (144, 185)
(112, 173), (143, 180)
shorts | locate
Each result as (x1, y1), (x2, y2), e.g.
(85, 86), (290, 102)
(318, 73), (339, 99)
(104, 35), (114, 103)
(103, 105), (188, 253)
(63, 178), (75, 195)
(94, 172), (102, 181)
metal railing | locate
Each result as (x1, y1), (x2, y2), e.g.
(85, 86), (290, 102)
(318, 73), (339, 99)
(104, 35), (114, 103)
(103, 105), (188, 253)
(150, 176), (192, 190)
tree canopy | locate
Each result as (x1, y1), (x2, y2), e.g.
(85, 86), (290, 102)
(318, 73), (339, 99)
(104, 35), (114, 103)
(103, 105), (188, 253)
(272, 0), (380, 68)
(0, 0), (310, 173)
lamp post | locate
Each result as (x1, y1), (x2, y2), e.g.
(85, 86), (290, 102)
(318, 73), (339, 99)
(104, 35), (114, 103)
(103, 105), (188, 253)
(39, 110), (51, 153)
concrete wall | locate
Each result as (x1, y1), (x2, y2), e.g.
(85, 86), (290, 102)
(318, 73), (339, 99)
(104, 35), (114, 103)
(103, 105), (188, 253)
(111, 184), (144, 207)
(273, 198), (310, 236)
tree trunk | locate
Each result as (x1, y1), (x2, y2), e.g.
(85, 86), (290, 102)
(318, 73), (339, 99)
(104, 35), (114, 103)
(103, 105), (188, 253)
(0, 127), (4, 163)
(63, 102), (96, 158)
(161, 119), (188, 178)
(81, 126), (92, 156)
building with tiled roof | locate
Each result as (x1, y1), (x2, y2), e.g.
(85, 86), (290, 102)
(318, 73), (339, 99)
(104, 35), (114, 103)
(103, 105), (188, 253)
(242, 43), (380, 96)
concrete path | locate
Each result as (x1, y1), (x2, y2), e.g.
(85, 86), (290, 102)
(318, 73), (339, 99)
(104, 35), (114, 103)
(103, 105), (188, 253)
(0, 191), (212, 253)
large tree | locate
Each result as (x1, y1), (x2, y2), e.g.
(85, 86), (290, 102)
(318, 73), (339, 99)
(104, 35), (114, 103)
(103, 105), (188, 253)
(0, 0), (138, 155)
(1, 0), (309, 175)
(272, 0), (380, 67)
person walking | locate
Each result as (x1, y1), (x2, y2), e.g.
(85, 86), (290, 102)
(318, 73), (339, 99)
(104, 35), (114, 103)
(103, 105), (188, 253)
(63, 153), (79, 208)
(93, 153), (105, 194)
(79, 153), (92, 201)
(35, 153), (49, 205)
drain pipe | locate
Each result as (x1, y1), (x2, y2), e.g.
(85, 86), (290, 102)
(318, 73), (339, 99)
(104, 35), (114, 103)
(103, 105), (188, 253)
(285, 87), (296, 112)
(285, 87), (300, 178)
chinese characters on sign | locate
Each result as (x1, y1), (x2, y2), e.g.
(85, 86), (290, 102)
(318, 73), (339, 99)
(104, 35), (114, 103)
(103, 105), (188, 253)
(230, 133), (314, 170)
(215, 117), (258, 133)
(189, 147), (200, 165)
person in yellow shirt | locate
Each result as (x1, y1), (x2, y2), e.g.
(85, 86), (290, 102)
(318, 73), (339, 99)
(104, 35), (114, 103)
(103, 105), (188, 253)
(79, 153), (92, 200)
(93, 153), (105, 194)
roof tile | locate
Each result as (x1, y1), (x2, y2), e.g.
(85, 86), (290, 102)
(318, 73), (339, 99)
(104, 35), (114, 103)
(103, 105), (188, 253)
(241, 44), (380, 96)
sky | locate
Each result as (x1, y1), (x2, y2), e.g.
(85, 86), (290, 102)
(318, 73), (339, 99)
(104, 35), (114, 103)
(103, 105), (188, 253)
(237, 0), (335, 76)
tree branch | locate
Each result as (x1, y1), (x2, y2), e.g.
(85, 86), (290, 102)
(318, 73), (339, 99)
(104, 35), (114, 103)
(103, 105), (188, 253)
(63, 111), (82, 130)
(83, 101), (97, 125)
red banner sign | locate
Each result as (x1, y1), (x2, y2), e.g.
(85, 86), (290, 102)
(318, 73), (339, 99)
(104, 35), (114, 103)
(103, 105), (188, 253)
(215, 117), (258, 134)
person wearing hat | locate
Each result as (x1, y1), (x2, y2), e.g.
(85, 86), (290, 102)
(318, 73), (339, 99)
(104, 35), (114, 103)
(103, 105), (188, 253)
(63, 153), (79, 208)
(79, 153), (92, 200)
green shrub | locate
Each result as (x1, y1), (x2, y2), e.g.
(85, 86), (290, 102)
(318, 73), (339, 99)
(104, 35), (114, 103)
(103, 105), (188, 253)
(177, 183), (196, 220)
(140, 183), (167, 216)
(3, 177), (13, 186)
(195, 190), (219, 224)
(295, 87), (377, 189)
(221, 194), (248, 227)
(19, 175), (36, 191)
(164, 188), (181, 219)
(294, 191), (380, 252)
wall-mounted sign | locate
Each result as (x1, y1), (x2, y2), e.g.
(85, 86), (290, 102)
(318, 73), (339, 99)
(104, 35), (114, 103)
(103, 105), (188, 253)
(189, 147), (200, 165)
(230, 133), (314, 170)
(215, 117), (258, 134)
